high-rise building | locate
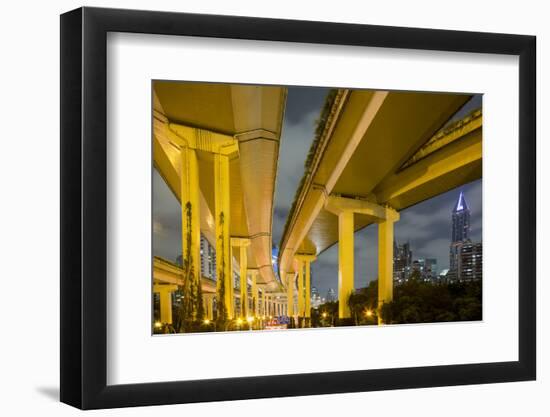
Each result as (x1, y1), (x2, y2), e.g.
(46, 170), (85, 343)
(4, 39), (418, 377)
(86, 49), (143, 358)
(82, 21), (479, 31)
(423, 258), (438, 280)
(175, 233), (216, 281)
(311, 286), (322, 309)
(449, 191), (471, 274)
(200, 234), (217, 280)
(412, 259), (422, 274)
(458, 241), (482, 281)
(326, 288), (336, 302)
(393, 240), (412, 282)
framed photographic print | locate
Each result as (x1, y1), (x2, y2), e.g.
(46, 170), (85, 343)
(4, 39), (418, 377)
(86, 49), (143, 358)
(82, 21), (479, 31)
(60, 6), (536, 410)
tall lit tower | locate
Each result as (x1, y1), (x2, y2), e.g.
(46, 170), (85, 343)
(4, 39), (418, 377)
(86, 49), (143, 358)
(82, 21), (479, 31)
(449, 191), (471, 273)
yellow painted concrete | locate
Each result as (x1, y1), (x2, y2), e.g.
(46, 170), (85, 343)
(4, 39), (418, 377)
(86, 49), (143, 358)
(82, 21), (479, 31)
(180, 146), (201, 300)
(297, 258), (305, 318)
(286, 273), (295, 318)
(250, 269), (259, 316)
(215, 152), (233, 318)
(295, 254), (316, 321)
(337, 211), (355, 318)
(378, 208), (399, 324)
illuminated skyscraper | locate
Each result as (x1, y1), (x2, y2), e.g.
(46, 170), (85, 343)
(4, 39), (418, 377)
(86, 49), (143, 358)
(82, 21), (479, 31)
(449, 191), (471, 275)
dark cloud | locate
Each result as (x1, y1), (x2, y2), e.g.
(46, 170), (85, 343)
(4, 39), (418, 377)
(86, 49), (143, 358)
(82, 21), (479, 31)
(272, 87), (330, 245)
(283, 87), (330, 125)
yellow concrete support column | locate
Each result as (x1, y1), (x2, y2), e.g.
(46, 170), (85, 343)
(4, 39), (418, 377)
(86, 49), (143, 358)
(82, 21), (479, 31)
(250, 270), (259, 316)
(202, 294), (214, 320)
(296, 255), (316, 321)
(240, 249), (248, 318)
(180, 146), (201, 315)
(214, 153), (233, 319)
(202, 294), (208, 320)
(154, 284), (178, 325)
(208, 295), (214, 320)
(232, 238), (251, 318)
(286, 273), (295, 319)
(229, 246), (235, 318)
(305, 257), (315, 319)
(338, 211), (355, 319)
(296, 259), (305, 320)
(378, 208), (400, 324)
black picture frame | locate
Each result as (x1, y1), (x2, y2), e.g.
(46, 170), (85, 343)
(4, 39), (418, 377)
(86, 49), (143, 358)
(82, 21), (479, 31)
(60, 6), (536, 410)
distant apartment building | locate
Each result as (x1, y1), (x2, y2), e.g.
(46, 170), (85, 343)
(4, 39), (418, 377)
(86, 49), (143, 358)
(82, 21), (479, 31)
(393, 240), (412, 282)
(176, 233), (217, 280)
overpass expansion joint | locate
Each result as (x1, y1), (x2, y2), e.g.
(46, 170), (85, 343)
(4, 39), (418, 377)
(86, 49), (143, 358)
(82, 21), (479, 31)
(234, 129), (279, 142)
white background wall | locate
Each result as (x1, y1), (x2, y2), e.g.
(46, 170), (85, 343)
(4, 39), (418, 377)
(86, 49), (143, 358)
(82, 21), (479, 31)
(0, 0), (546, 415)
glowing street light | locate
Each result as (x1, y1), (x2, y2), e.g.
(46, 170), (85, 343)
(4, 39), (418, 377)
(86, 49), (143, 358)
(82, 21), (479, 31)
(365, 309), (373, 317)
(322, 312), (328, 319)
(204, 319), (211, 325)
(154, 321), (162, 329)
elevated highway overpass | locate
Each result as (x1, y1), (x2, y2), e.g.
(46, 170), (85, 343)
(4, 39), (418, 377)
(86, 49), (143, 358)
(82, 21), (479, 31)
(278, 89), (482, 321)
(153, 82), (287, 324)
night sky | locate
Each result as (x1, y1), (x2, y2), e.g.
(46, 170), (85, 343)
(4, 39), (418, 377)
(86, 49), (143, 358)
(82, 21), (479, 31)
(153, 86), (482, 299)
